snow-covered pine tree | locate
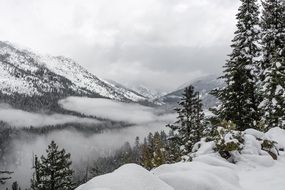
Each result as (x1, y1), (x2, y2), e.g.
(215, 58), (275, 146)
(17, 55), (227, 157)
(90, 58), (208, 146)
(36, 141), (75, 190)
(168, 85), (205, 156)
(211, 0), (262, 130)
(165, 130), (181, 163)
(260, 0), (285, 129)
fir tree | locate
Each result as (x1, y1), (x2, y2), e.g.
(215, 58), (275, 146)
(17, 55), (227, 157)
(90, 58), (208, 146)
(31, 141), (75, 190)
(12, 181), (20, 190)
(133, 137), (141, 164)
(211, 0), (262, 130)
(260, 0), (285, 129)
(31, 155), (41, 190)
(141, 138), (153, 170)
(168, 85), (205, 156)
(165, 130), (181, 163)
(151, 132), (166, 167)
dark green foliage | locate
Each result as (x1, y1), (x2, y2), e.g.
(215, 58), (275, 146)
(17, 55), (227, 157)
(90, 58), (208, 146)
(211, 0), (262, 130)
(259, 0), (285, 129)
(167, 85), (205, 156)
(31, 141), (75, 190)
(211, 122), (244, 162)
(90, 131), (180, 177)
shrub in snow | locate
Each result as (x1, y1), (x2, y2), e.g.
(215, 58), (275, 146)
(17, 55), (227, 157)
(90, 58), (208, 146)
(261, 139), (278, 160)
(210, 121), (244, 163)
(191, 125), (281, 163)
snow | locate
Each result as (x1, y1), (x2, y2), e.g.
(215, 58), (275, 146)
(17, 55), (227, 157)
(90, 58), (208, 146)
(0, 63), (40, 96)
(76, 164), (174, 190)
(266, 127), (285, 149)
(130, 85), (165, 100)
(37, 55), (146, 102)
(153, 160), (240, 190)
(77, 128), (285, 190)
(0, 41), (147, 102)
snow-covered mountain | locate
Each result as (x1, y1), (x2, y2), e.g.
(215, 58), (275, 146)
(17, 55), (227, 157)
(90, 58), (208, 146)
(157, 75), (225, 109)
(131, 85), (165, 100)
(0, 41), (146, 103)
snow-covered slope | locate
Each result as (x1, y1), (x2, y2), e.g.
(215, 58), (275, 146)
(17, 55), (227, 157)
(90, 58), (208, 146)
(158, 75), (225, 109)
(0, 41), (146, 102)
(37, 56), (146, 102)
(77, 127), (285, 190)
(0, 42), (78, 96)
(131, 85), (165, 100)
(76, 164), (174, 190)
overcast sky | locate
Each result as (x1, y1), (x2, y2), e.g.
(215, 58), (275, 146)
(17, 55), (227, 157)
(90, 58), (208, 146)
(0, 0), (239, 92)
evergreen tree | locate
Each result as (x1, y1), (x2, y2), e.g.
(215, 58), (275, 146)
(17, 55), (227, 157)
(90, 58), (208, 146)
(12, 181), (20, 190)
(211, 0), (262, 130)
(31, 141), (75, 190)
(168, 85), (205, 156)
(117, 142), (133, 164)
(141, 138), (153, 170)
(133, 137), (141, 164)
(165, 130), (181, 163)
(151, 132), (166, 167)
(260, 0), (285, 129)
(31, 155), (41, 190)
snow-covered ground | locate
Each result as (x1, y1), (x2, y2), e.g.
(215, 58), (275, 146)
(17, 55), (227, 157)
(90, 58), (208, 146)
(76, 127), (285, 190)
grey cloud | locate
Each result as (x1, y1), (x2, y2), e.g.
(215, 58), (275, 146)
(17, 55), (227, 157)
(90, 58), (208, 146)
(0, 0), (239, 91)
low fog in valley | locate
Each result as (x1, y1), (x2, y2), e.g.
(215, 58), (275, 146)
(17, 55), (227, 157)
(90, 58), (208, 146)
(1, 98), (176, 188)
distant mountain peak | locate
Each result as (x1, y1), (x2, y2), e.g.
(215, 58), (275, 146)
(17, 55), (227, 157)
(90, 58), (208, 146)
(157, 74), (225, 109)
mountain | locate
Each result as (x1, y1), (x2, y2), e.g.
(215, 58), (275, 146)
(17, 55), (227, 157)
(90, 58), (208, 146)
(157, 75), (224, 109)
(130, 85), (165, 101)
(0, 41), (146, 109)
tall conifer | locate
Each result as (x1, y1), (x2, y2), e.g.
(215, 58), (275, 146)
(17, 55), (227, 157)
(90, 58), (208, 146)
(260, 0), (285, 129)
(168, 85), (205, 155)
(211, 0), (262, 130)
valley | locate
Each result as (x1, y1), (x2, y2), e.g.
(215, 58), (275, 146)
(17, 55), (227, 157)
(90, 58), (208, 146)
(0, 41), (223, 189)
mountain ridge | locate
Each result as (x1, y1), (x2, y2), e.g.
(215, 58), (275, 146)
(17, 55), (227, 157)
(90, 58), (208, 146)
(0, 41), (147, 110)
(157, 75), (225, 109)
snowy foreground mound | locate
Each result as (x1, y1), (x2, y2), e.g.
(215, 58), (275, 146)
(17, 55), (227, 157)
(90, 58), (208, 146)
(76, 128), (285, 190)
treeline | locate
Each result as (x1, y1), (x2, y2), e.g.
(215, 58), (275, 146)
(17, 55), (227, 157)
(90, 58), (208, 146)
(89, 131), (180, 178)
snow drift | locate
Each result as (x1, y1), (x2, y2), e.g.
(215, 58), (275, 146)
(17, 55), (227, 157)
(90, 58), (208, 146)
(76, 164), (174, 190)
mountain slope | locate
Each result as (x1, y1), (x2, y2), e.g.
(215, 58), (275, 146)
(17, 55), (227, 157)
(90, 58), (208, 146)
(0, 41), (146, 104)
(130, 85), (165, 100)
(157, 75), (224, 109)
